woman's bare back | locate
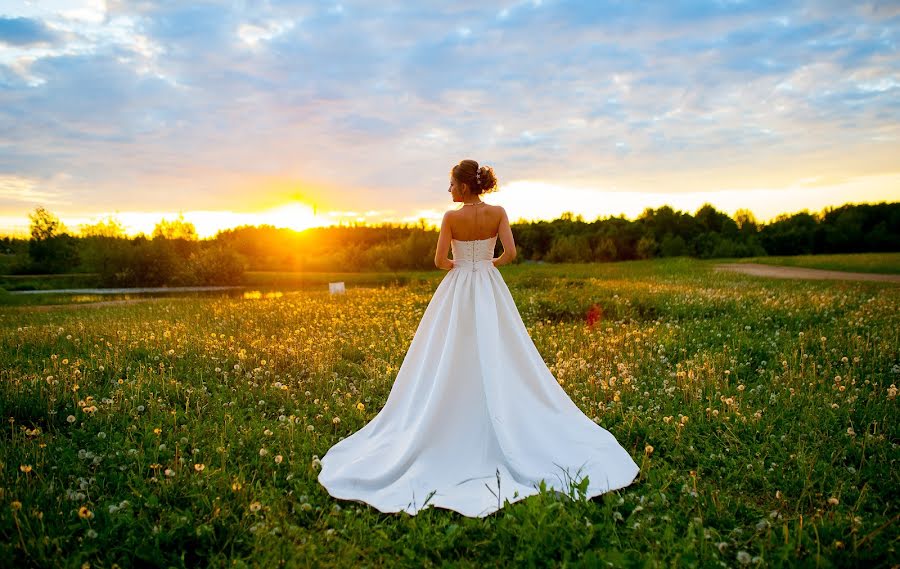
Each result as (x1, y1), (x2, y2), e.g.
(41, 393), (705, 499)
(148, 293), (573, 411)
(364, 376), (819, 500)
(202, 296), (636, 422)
(446, 204), (504, 241)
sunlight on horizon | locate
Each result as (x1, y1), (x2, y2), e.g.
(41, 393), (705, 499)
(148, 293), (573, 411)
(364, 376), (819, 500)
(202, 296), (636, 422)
(0, 173), (897, 239)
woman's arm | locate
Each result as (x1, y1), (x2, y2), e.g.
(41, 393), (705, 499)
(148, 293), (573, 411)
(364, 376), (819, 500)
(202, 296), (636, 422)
(492, 207), (517, 267)
(434, 211), (455, 271)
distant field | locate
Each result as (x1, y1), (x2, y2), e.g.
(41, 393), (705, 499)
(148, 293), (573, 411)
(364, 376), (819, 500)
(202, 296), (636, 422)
(0, 258), (897, 566)
(735, 252), (900, 274)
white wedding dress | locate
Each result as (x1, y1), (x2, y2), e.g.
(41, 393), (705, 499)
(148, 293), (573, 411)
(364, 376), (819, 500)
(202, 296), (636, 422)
(317, 235), (640, 517)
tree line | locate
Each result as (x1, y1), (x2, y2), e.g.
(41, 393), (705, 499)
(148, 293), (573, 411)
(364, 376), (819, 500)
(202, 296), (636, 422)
(1, 202), (896, 285)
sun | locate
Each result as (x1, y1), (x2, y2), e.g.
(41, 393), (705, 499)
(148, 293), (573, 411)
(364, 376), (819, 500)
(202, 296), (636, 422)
(259, 202), (321, 232)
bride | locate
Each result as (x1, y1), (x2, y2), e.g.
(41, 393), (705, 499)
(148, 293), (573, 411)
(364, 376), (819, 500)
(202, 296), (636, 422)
(318, 159), (640, 517)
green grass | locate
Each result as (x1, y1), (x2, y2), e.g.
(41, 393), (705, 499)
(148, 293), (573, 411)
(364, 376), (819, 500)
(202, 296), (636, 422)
(733, 252), (900, 274)
(0, 258), (898, 567)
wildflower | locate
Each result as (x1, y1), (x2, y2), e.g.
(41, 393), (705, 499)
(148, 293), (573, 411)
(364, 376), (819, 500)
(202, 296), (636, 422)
(356, 402), (365, 412)
(663, 416), (672, 424)
(249, 501), (262, 513)
(275, 455), (283, 464)
(847, 427), (856, 437)
(194, 463), (205, 472)
(888, 384), (897, 399)
(67, 415), (76, 423)
(259, 448), (268, 457)
(232, 481), (242, 491)
(78, 506), (93, 519)
(11, 501), (22, 511)
(19, 465), (32, 473)
(736, 550), (751, 565)
(332, 417), (341, 425)
(263, 429), (273, 436)
(153, 428), (162, 435)
(828, 497), (839, 505)
(737, 384), (745, 391)
(164, 469), (175, 477)
(644, 444), (654, 456)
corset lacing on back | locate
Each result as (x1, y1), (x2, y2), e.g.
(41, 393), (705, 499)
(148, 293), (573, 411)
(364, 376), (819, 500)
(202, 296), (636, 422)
(451, 235), (497, 272)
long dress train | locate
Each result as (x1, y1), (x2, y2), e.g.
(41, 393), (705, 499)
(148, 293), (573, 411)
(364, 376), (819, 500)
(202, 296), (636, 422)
(317, 235), (640, 517)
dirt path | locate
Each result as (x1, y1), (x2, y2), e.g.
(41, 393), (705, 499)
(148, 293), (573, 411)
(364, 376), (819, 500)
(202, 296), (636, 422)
(714, 263), (900, 283)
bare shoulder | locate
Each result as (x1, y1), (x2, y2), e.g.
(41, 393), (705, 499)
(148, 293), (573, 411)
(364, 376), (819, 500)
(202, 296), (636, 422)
(491, 204), (508, 218)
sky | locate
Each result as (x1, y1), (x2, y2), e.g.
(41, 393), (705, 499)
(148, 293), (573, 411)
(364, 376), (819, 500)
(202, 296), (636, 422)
(1, 0), (898, 238)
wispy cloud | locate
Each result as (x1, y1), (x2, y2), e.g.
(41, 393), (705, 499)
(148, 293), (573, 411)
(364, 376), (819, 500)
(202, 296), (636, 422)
(0, 175), (70, 205)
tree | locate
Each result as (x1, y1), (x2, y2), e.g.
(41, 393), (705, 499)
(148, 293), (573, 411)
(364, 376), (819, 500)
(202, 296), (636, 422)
(152, 213), (198, 241)
(27, 206), (78, 273)
(734, 209), (758, 234)
(29, 206), (62, 241)
(636, 235), (658, 259)
(79, 215), (126, 238)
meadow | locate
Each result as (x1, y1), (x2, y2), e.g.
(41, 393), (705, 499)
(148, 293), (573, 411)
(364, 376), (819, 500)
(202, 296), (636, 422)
(0, 258), (897, 568)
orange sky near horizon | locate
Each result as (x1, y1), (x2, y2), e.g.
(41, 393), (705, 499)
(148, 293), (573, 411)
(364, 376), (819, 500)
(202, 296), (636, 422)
(1, 171), (897, 240)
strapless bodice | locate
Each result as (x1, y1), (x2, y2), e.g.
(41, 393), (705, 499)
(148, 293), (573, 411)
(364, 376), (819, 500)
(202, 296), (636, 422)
(451, 235), (497, 271)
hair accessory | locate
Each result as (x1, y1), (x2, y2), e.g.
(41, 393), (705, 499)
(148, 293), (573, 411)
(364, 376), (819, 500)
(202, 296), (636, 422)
(475, 167), (483, 188)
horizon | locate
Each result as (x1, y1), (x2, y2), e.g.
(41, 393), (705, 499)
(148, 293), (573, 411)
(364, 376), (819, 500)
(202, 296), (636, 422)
(1, 2), (898, 238)
(2, 197), (892, 241)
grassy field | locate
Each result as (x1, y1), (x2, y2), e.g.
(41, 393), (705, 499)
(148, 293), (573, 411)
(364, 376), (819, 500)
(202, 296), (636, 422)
(0, 258), (897, 567)
(734, 252), (900, 275)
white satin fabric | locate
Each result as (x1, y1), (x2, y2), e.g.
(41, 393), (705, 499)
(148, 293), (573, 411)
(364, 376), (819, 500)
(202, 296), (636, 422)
(318, 235), (640, 517)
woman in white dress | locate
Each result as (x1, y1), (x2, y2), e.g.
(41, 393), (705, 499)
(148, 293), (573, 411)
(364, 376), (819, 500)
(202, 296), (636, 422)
(317, 159), (640, 517)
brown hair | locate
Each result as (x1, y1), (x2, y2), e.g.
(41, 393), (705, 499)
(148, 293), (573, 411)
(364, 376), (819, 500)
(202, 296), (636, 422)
(451, 159), (498, 196)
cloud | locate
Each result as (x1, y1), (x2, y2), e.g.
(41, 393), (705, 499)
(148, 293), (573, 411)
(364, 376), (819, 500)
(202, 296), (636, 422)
(0, 0), (896, 227)
(0, 175), (70, 207)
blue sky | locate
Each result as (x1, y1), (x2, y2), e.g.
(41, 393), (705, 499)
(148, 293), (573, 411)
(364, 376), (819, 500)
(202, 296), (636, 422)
(0, 0), (898, 236)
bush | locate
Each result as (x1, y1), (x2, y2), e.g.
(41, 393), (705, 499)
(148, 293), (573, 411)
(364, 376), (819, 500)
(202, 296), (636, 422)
(187, 246), (248, 285)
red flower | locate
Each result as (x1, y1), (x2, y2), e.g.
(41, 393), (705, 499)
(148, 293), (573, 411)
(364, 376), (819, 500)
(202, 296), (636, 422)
(585, 304), (603, 328)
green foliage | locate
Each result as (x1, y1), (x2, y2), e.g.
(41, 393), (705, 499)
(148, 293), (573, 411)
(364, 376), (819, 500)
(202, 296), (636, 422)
(5, 203), (898, 283)
(25, 207), (79, 274)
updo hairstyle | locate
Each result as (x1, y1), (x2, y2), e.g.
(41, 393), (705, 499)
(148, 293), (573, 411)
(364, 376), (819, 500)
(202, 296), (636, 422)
(451, 159), (498, 195)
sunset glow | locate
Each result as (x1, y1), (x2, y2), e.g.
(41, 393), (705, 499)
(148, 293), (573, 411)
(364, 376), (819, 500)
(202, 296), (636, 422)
(1, 2), (898, 238)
